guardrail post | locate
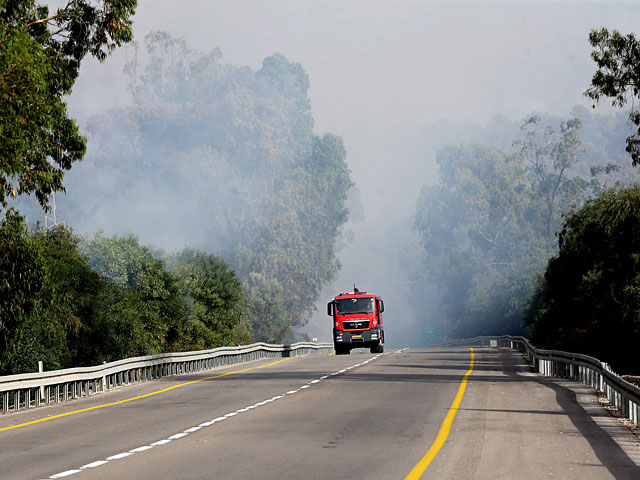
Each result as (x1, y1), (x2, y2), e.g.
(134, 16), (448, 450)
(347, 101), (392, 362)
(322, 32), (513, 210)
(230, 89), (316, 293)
(38, 361), (45, 402)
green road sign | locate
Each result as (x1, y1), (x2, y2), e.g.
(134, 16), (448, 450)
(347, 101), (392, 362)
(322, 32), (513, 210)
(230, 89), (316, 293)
(421, 325), (440, 342)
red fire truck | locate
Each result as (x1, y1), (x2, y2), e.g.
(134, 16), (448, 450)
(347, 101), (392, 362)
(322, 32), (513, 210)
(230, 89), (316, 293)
(327, 288), (385, 355)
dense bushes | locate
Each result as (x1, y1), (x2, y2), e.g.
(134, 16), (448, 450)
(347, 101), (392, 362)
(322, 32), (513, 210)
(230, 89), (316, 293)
(0, 217), (248, 375)
(526, 186), (640, 372)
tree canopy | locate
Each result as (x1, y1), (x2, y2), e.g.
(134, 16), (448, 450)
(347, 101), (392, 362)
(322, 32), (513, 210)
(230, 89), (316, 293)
(414, 117), (617, 339)
(0, 223), (249, 375)
(55, 32), (352, 340)
(0, 1), (137, 211)
(526, 186), (640, 372)
(586, 27), (640, 166)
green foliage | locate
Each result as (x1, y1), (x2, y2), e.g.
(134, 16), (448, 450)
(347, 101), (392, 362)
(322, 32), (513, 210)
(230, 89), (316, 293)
(415, 118), (605, 339)
(0, 1), (136, 210)
(170, 248), (246, 349)
(1, 224), (249, 374)
(233, 133), (351, 329)
(415, 145), (546, 337)
(243, 273), (290, 343)
(27, 225), (103, 370)
(0, 210), (44, 373)
(527, 186), (640, 371)
(586, 27), (640, 166)
(516, 116), (584, 238)
(82, 232), (186, 355)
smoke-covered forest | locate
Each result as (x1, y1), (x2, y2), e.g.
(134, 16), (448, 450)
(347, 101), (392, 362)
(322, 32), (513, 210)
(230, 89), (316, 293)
(4, 1), (640, 374)
(412, 112), (639, 342)
(1, 7), (351, 374)
(58, 32), (352, 340)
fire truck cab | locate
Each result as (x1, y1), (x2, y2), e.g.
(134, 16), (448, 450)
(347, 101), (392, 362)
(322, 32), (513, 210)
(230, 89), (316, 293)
(327, 289), (384, 355)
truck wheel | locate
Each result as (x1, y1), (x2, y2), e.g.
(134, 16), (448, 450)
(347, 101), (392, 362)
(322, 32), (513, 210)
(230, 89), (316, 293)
(369, 345), (378, 354)
(335, 345), (350, 355)
(377, 344), (384, 353)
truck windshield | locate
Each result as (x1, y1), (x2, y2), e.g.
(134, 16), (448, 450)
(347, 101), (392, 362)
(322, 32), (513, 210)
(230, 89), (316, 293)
(336, 297), (375, 315)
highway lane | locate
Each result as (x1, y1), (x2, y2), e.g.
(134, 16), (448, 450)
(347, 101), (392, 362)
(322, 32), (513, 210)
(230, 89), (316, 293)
(1, 347), (639, 479)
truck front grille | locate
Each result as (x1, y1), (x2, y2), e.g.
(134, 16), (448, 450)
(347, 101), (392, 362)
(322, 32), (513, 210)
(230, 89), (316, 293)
(343, 320), (370, 330)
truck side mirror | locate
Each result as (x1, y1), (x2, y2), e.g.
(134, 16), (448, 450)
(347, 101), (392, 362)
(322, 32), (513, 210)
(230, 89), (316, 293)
(379, 300), (384, 313)
(327, 302), (333, 316)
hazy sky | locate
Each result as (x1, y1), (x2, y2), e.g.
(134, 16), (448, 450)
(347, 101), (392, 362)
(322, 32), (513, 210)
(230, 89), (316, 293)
(72, 1), (639, 126)
(66, 1), (640, 343)
(70, 1), (640, 213)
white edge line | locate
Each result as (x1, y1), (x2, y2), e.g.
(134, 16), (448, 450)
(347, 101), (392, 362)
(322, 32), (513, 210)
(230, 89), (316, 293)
(150, 439), (171, 446)
(106, 452), (133, 460)
(80, 461), (108, 469)
(50, 470), (82, 478)
(130, 445), (153, 453)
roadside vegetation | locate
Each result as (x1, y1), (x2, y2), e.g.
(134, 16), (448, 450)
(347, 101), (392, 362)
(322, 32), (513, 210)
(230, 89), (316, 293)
(0, 5), (350, 374)
(4, 2), (640, 375)
(414, 27), (640, 371)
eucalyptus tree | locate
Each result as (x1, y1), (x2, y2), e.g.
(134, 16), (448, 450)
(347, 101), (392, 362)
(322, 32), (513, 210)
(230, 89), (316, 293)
(586, 27), (640, 167)
(64, 32), (352, 339)
(516, 116), (584, 239)
(0, 0), (137, 211)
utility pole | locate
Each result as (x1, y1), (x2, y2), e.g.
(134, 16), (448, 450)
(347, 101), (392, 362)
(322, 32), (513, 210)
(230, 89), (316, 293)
(44, 192), (57, 228)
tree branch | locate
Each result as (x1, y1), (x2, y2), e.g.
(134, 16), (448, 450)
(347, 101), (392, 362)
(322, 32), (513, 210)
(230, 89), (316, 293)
(26, 1), (75, 27)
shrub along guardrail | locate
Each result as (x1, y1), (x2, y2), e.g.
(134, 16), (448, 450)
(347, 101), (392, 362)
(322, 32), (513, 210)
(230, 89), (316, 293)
(432, 335), (640, 427)
(0, 342), (333, 414)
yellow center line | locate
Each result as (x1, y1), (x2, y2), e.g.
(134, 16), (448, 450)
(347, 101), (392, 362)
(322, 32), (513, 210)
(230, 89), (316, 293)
(404, 347), (475, 480)
(0, 357), (293, 433)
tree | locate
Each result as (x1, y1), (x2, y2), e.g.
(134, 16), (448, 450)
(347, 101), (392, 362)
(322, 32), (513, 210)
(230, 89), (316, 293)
(170, 248), (246, 349)
(82, 232), (185, 355)
(516, 116), (584, 239)
(0, 210), (44, 373)
(0, 0), (137, 211)
(415, 145), (546, 337)
(414, 117), (601, 339)
(58, 33), (353, 336)
(8, 224), (106, 373)
(243, 273), (290, 343)
(586, 27), (640, 166)
(526, 186), (640, 372)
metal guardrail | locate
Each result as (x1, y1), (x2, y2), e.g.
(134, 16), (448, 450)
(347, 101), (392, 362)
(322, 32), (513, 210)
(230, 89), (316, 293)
(431, 335), (640, 427)
(0, 342), (333, 414)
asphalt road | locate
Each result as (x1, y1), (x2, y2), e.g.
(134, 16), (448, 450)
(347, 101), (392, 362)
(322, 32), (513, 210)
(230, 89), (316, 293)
(1, 347), (639, 479)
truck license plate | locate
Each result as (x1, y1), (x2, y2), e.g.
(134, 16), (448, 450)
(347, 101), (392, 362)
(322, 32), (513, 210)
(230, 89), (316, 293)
(352, 335), (362, 338)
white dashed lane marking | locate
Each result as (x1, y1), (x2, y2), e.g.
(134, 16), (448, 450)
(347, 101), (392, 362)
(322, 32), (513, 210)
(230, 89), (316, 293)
(47, 350), (403, 478)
